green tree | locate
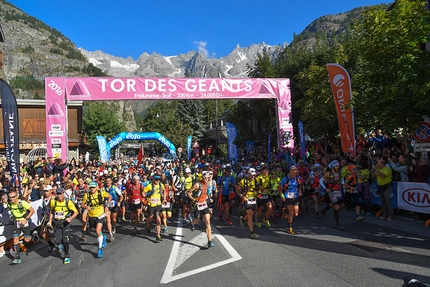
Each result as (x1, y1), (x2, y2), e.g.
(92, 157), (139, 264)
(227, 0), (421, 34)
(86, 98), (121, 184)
(348, 0), (430, 133)
(82, 102), (126, 155)
(176, 100), (206, 140)
(139, 101), (192, 150)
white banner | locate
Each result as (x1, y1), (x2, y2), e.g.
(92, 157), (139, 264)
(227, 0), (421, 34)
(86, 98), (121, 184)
(397, 182), (430, 214)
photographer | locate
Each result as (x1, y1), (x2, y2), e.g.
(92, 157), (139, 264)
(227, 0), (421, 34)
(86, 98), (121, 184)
(7, 189), (35, 264)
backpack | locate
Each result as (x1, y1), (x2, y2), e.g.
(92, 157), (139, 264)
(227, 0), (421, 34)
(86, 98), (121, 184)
(87, 191), (104, 207)
(51, 198), (73, 218)
(7, 200), (29, 219)
(147, 183), (164, 201)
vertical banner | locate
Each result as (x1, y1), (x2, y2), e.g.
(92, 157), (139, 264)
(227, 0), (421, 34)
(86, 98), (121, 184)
(96, 136), (110, 163)
(298, 120), (306, 161)
(226, 122), (238, 163)
(187, 135), (192, 160)
(137, 143), (143, 166)
(45, 78), (68, 160)
(267, 132), (271, 164)
(0, 79), (20, 191)
(326, 64), (356, 156)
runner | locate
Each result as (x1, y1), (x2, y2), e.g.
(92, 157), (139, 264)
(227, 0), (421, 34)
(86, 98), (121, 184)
(256, 164), (273, 228)
(217, 166), (236, 225)
(144, 174), (165, 242)
(160, 179), (174, 232)
(278, 166), (304, 235)
(319, 160), (345, 230)
(187, 172), (215, 248)
(182, 168), (194, 223)
(236, 168), (259, 239)
(74, 177), (90, 241)
(343, 164), (364, 221)
(81, 181), (112, 258)
(7, 189), (35, 264)
(104, 176), (123, 241)
(127, 175), (144, 234)
(47, 187), (79, 264)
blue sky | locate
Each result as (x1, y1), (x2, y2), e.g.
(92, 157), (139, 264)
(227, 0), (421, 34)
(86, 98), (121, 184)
(7, 0), (390, 60)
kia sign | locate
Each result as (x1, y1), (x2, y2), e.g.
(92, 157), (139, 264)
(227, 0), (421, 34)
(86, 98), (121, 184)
(397, 182), (430, 214)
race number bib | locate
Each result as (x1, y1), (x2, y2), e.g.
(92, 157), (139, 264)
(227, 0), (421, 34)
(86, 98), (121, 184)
(97, 213), (106, 220)
(150, 198), (160, 205)
(260, 194), (269, 200)
(54, 211), (65, 219)
(333, 190), (342, 198)
(197, 202), (208, 210)
(247, 198), (256, 205)
(131, 198), (140, 205)
(161, 202), (171, 208)
(287, 192), (296, 199)
(107, 201), (115, 208)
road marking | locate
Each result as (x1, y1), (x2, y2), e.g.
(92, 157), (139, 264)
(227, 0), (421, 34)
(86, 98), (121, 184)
(160, 214), (242, 284)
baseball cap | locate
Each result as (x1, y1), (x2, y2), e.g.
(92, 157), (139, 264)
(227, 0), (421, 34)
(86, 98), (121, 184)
(88, 181), (97, 188)
(152, 174), (161, 180)
(56, 187), (64, 194)
(249, 168), (257, 175)
(43, 185), (52, 191)
(185, 168), (192, 173)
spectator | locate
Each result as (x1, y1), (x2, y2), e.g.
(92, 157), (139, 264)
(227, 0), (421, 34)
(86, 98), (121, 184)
(388, 154), (410, 182)
(372, 159), (394, 221)
(410, 158), (430, 183)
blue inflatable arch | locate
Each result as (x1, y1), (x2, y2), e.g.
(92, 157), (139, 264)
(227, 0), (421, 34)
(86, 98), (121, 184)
(96, 132), (176, 163)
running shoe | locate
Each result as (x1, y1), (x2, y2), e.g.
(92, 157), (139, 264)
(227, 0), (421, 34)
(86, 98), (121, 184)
(146, 225), (151, 233)
(263, 219), (271, 228)
(208, 241), (214, 248)
(102, 235), (107, 248)
(287, 227), (295, 235)
(109, 234), (114, 242)
(121, 216), (126, 222)
(80, 234), (86, 241)
(12, 258), (22, 264)
(226, 219), (233, 226)
(282, 208), (287, 219)
(239, 216), (245, 228)
(365, 212), (372, 216)
(379, 215), (388, 220)
(97, 248), (104, 258)
(156, 235), (163, 242)
(63, 256), (71, 264)
(255, 221), (262, 228)
(162, 226), (168, 232)
(190, 224), (195, 231)
(336, 223), (345, 230)
(218, 214), (224, 222)
(112, 227), (116, 234)
(250, 232), (259, 239)
(356, 215), (364, 221)
(387, 216), (395, 221)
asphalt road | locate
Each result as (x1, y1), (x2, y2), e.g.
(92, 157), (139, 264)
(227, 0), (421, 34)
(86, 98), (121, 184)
(0, 206), (429, 287)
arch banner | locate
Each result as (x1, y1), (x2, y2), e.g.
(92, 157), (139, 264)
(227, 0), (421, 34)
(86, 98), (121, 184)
(45, 77), (293, 160)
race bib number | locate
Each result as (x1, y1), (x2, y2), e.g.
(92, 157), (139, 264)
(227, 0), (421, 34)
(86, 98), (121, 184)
(260, 194), (269, 200)
(107, 201), (115, 208)
(333, 190), (342, 198)
(17, 221), (29, 228)
(150, 198), (160, 205)
(54, 211), (65, 219)
(247, 198), (256, 205)
(197, 202), (208, 210)
(131, 198), (140, 205)
(287, 192), (296, 199)
(161, 202), (171, 208)
(98, 213), (106, 220)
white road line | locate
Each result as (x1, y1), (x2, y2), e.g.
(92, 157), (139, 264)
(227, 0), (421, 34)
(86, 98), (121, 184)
(160, 213), (242, 284)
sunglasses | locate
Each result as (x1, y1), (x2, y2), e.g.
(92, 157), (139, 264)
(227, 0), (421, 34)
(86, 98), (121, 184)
(9, 195), (16, 199)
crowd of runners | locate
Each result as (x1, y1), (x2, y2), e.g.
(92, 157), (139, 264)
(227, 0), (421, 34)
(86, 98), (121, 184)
(1, 133), (429, 265)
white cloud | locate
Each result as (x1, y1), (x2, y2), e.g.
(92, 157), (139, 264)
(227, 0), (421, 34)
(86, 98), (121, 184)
(193, 41), (215, 58)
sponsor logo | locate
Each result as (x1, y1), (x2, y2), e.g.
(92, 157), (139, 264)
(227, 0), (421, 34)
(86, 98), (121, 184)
(402, 188), (430, 208)
(52, 139), (62, 144)
(49, 131), (64, 137)
(51, 124), (61, 131)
